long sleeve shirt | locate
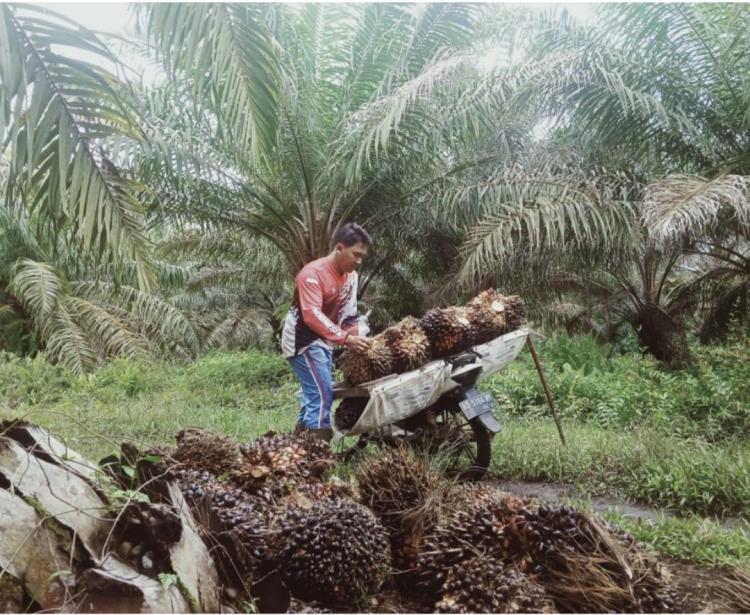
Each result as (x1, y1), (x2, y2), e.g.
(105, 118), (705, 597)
(281, 257), (359, 357)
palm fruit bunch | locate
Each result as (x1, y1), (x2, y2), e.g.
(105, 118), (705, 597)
(435, 557), (552, 614)
(512, 505), (676, 613)
(414, 484), (529, 599)
(356, 446), (443, 532)
(338, 335), (394, 385)
(231, 432), (338, 502)
(466, 289), (527, 344)
(466, 289), (510, 343)
(382, 316), (431, 372)
(511, 504), (591, 567)
(170, 467), (269, 573)
(333, 397), (368, 432)
(173, 427), (241, 475)
(355, 447), (445, 577)
(269, 498), (391, 607)
(420, 306), (475, 357)
(504, 294), (526, 332)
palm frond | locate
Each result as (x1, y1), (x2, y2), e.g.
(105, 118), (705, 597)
(642, 174), (750, 241)
(74, 280), (200, 356)
(456, 175), (638, 286)
(9, 258), (64, 321)
(147, 3), (281, 166)
(203, 308), (263, 350)
(44, 303), (97, 375)
(1, 4), (154, 289)
(64, 296), (148, 361)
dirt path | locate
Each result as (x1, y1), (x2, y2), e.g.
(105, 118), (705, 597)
(488, 477), (667, 522)
(487, 476), (747, 530)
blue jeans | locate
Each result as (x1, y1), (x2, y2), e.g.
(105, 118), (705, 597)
(287, 345), (333, 429)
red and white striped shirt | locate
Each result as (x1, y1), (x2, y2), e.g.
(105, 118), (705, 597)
(281, 257), (360, 357)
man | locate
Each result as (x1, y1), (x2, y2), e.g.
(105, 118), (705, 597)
(281, 223), (372, 439)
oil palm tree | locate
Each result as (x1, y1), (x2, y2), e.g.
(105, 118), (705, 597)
(1, 4), (154, 289)
(142, 4), (614, 277)
(0, 209), (198, 374)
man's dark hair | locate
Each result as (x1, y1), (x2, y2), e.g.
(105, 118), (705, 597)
(333, 222), (372, 247)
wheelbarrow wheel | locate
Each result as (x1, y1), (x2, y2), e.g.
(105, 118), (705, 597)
(455, 416), (492, 481)
(433, 411), (492, 481)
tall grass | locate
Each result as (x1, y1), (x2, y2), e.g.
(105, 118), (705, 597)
(0, 351), (297, 460)
(483, 333), (750, 441)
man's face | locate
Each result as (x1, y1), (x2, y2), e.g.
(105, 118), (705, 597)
(335, 241), (368, 273)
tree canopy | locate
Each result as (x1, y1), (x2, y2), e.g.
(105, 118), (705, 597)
(1, 2), (748, 370)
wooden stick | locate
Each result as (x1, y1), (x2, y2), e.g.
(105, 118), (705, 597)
(526, 335), (566, 446)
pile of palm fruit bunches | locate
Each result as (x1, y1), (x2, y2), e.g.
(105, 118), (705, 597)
(338, 289), (525, 387)
(109, 431), (678, 613)
(334, 289), (524, 431)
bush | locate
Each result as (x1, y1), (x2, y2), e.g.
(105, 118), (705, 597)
(0, 352), (73, 406)
(483, 333), (750, 440)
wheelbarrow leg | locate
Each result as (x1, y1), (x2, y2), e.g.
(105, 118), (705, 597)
(526, 336), (566, 446)
(339, 434), (369, 461)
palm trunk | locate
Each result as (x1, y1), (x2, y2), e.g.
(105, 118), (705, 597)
(632, 304), (690, 368)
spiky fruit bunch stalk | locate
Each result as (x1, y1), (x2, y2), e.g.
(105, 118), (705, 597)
(382, 316), (431, 372)
(339, 335), (394, 384)
(420, 307), (475, 357)
(414, 485), (529, 599)
(173, 427), (241, 474)
(512, 506), (676, 613)
(270, 498), (391, 607)
(436, 557), (552, 614)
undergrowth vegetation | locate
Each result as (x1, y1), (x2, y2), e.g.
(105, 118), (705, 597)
(1, 334), (749, 565)
(0, 350), (297, 459)
(484, 333), (750, 441)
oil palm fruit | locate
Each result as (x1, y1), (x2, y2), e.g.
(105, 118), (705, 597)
(270, 498), (391, 607)
(173, 427), (241, 474)
(436, 557), (551, 613)
(382, 316), (431, 372)
(420, 307), (474, 357)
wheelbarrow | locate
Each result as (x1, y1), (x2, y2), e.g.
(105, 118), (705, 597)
(332, 327), (562, 480)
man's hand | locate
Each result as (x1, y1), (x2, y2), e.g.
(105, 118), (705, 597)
(345, 335), (372, 353)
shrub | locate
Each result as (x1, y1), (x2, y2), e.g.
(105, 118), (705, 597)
(0, 352), (73, 406)
(483, 333), (750, 440)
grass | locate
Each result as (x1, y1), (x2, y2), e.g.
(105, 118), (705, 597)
(490, 419), (750, 517)
(604, 513), (750, 568)
(2, 341), (749, 567)
(0, 351), (298, 460)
